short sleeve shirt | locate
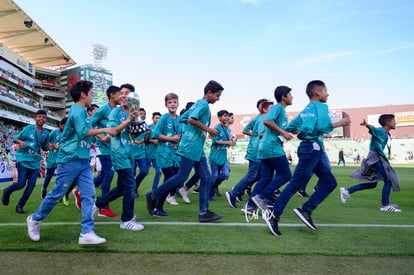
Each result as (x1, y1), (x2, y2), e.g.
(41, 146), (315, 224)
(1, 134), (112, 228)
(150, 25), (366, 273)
(209, 123), (230, 166)
(58, 104), (93, 163)
(90, 103), (113, 156)
(176, 98), (210, 161)
(108, 106), (134, 170)
(14, 124), (50, 169)
(152, 113), (182, 168)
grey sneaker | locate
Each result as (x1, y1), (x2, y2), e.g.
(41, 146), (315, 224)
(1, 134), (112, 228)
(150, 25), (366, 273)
(252, 195), (268, 212)
(27, 215), (41, 242)
(178, 187), (190, 204)
(340, 187), (350, 204)
(199, 210), (223, 222)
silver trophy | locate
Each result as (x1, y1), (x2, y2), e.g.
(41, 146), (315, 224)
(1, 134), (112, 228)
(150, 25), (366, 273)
(126, 92), (141, 121)
(126, 92), (149, 136)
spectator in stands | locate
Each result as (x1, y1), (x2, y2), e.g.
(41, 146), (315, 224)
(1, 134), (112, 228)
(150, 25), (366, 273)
(353, 149), (359, 165)
(340, 114), (401, 212)
(2, 110), (52, 214)
(338, 148), (345, 166)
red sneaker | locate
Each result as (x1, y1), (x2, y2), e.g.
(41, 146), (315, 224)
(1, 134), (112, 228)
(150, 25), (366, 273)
(98, 206), (118, 217)
(72, 189), (81, 210)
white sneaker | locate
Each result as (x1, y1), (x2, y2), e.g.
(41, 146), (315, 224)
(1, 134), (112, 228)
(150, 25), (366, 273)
(166, 194), (179, 205)
(120, 215), (145, 231)
(380, 205), (402, 212)
(27, 215), (41, 242)
(178, 187), (190, 203)
(78, 231), (106, 245)
(340, 187), (350, 204)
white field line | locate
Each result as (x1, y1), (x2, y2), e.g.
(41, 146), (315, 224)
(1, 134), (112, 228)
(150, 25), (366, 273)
(1, 221), (414, 228)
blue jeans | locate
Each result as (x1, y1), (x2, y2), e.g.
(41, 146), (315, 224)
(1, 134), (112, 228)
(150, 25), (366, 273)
(147, 158), (162, 191)
(211, 163), (230, 191)
(5, 162), (39, 208)
(251, 156), (291, 201)
(134, 158), (149, 192)
(185, 169), (200, 189)
(161, 166), (179, 195)
(93, 155), (114, 197)
(231, 160), (261, 197)
(96, 168), (135, 222)
(273, 141), (337, 217)
(42, 167), (56, 190)
(153, 156), (211, 212)
(32, 161), (96, 234)
(348, 161), (392, 206)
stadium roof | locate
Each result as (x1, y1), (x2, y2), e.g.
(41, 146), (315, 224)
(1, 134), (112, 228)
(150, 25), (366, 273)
(0, 0), (76, 69)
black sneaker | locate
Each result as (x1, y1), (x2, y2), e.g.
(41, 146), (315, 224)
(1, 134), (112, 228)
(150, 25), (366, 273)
(145, 192), (157, 216)
(153, 208), (169, 217)
(2, 189), (10, 206)
(199, 210), (223, 222)
(213, 187), (221, 197)
(293, 207), (317, 230)
(262, 211), (281, 236)
(225, 191), (237, 208)
(41, 188), (47, 200)
(16, 205), (27, 214)
(236, 194), (243, 202)
(297, 190), (309, 198)
(244, 186), (251, 196)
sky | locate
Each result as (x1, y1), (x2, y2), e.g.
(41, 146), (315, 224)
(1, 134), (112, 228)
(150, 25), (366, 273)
(15, 0), (414, 116)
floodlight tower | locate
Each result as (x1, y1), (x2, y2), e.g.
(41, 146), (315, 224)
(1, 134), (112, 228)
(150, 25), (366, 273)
(91, 42), (108, 69)
(90, 42), (108, 105)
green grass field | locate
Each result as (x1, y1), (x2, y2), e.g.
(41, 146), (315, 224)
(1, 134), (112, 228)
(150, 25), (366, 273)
(1, 164), (413, 274)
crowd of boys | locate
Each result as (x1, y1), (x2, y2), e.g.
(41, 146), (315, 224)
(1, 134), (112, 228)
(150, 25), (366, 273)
(0, 79), (402, 245)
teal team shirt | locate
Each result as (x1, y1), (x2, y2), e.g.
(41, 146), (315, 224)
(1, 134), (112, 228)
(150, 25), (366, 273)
(46, 128), (62, 168)
(285, 101), (333, 151)
(58, 104), (93, 163)
(368, 126), (389, 159)
(90, 103), (113, 156)
(209, 123), (231, 166)
(176, 98), (210, 162)
(145, 124), (157, 160)
(152, 113), (182, 168)
(245, 115), (265, 162)
(243, 114), (260, 133)
(108, 106), (134, 170)
(14, 124), (50, 170)
(258, 104), (288, 159)
(131, 131), (147, 160)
